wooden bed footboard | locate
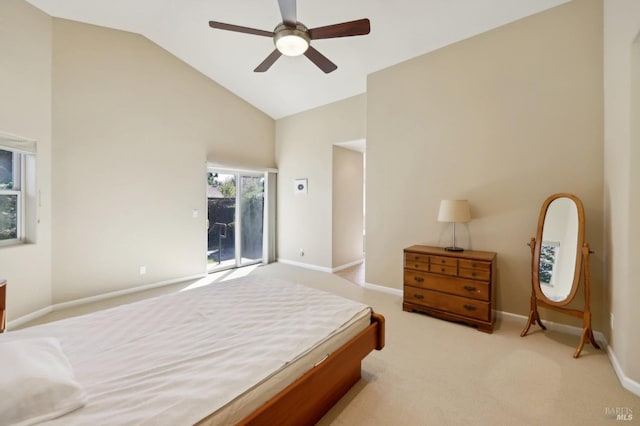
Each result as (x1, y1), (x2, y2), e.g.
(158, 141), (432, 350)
(238, 311), (385, 425)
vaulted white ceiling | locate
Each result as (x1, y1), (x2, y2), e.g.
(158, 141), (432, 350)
(26, 0), (568, 119)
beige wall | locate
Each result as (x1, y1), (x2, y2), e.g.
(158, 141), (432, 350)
(0, 0), (53, 319)
(51, 19), (274, 303)
(366, 0), (604, 328)
(1, 0), (274, 319)
(276, 95), (366, 269)
(332, 146), (364, 267)
(603, 0), (640, 388)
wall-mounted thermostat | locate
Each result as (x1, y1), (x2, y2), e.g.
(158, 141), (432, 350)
(294, 178), (308, 194)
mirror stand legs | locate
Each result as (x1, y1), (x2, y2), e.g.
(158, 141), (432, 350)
(574, 328), (600, 358)
(573, 311), (600, 358)
(521, 297), (601, 358)
(520, 296), (546, 337)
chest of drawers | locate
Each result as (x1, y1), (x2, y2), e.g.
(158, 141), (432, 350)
(403, 245), (497, 333)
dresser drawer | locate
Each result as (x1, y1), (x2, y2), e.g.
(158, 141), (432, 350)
(404, 270), (430, 288)
(404, 270), (489, 300)
(405, 253), (430, 264)
(430, 255), (457, 268)
(421, 274), (489, 301)
(405, 260), (429, 272)
(458, 268), (490, 281)
(429, 264), (457, 276)
(458, 259), (491, 271)
(458, 259), (491, 281)
(404, 287), (489, 321)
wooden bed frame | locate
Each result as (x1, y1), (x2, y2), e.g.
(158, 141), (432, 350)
(236, 311), (385, 425)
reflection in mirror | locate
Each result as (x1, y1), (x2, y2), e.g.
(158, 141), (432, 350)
(539, 241), (559, 286)
(539, 197), (579, 302)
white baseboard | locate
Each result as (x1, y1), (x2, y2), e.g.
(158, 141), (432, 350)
(331, 258), (364, 273)
(362, 282), (403, 297)
(277, 258), (365, 273)
(277, 258), (333, 273)
(607, 344), (640, 397)
(53, 273), (206, 311)
(7, 273), (206, 330)
(277, 259), (402, 297)
(7, 305), (53, 330)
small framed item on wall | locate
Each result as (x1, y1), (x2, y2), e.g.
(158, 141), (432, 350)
(294, 178), (308, 194)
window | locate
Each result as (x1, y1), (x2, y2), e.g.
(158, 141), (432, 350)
(0, 149), (23, 242)
(0, 132), (36, 246)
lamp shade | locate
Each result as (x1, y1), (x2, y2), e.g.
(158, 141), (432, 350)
(438, 200), (471, 223)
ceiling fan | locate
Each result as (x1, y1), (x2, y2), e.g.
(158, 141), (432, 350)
(208, 0), (370, 74)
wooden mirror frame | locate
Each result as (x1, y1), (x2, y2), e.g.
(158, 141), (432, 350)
(532, 193), (584, 306)
(521, 193), (600, 358)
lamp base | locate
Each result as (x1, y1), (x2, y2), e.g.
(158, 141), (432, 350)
(444, 246), (464, 252)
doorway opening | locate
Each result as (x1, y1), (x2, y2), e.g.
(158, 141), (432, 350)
(332, 139), (365, 285)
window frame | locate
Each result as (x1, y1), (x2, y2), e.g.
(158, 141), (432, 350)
(0, 149), (25, 246)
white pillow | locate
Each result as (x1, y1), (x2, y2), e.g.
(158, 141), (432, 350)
(0, 337), (87, 426)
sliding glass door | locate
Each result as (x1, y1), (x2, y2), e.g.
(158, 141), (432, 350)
(238, 175), (264, 266)
(207, 169), (265, 272)
(207, 172), (236, 270)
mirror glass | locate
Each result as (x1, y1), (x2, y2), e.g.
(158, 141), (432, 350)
(539, 197), (579, 302)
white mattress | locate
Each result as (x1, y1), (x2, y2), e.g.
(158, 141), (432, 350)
(4, 275), (371, 425)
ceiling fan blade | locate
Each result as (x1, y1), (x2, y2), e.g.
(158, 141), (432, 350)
(254, 50), (283, 72)
(309, 18), (370, 40)
(278, 0), (297, 27)
(304, 46), (337, 74)
(209, 21), (273, 37)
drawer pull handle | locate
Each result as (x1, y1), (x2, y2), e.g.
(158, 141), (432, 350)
(414, 294), (424, 300)
(463, 285), (477, 292)
(414, 276), (424, 283)
(471, 272), (477, 277)
(414, 264), (420, 268)
(440, 268), (445, 273)
(463, 304), (477, 311)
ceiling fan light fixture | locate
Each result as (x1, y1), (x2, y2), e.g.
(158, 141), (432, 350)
(274, 24), (310, 56)
(209, 1), (371, 73)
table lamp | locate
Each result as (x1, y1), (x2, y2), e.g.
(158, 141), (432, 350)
(438, 200), (471, 252)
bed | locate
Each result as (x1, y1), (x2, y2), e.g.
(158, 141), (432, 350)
(0, 275), (385, 425)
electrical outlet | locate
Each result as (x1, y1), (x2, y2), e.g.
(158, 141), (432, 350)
(139, 265), (147, 275)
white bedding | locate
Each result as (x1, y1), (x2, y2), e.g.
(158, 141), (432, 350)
(1, 275), (370, 425)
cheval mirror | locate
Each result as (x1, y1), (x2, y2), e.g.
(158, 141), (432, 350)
(520, 193), (600, 358)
